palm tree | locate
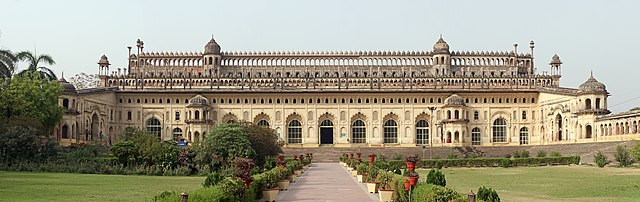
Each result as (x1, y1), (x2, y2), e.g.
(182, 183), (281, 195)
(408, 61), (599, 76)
(16, 51), (57, 80)
(0, 48), (17, 79)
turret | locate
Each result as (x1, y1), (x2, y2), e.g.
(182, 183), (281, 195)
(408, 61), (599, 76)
(97, 55), (110, 87)
(203, 36), (222, 77)
(432, 36), (451, 76)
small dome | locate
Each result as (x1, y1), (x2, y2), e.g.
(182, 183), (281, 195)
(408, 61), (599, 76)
(549, 54), (562, 66)
(578, 72), (607, 94)
(58, 74), (77, 94)
(188, 95), (209, 107)
(98, 55), (110, 65)
(204, 36), (221, 54)
(129, 54), (137, 59)
(433, 36), (450, 54)
(445, 94), (465, 107)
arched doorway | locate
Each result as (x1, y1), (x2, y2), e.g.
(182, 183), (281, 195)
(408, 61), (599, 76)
(556, 114), (563, 141)
(320, 120), (334, 144)
(91, 113), (99, 141)
(586, 125), (593, 138)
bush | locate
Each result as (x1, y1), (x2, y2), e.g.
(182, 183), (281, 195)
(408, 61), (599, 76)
(513, 150), (529, 158)
(447, 152), (459, 159)
(477, 186), (501, 202)
(500, 159), (512, 168)
(550, 151), (561, 157)
(633, 141), (640, 163)
(615, 145), (632, 167)
(426, 169), (446, 187)
(594, 151), (607, 168)
(416, 156), (580, 168)
(536, 150), (547, 157)
(0, 126), (41, 162)
(412, 184), (464, 202)
(203, 172), (226, 187)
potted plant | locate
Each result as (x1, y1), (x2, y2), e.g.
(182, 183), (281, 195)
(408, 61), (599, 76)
(356, 153), (362, 159)
(405, 154), (420, 171)
(262, 172), (280, 202)
(366, 168), (380, 193)
(377, 172), (395, 202)
(406, 171), (419, 186)
(276, 168), (290, 191)
(356, 164), (368, 183)
(369, 154), (376, 166)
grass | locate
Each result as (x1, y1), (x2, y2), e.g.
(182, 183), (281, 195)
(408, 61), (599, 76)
(0, 171), (205, 202)
(417, 166), (640, 202)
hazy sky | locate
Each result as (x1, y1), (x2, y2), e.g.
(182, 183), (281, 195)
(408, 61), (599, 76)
(2, 0), (639, 112)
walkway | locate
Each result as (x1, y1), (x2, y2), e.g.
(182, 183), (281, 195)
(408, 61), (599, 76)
(278, 163), (376, 202)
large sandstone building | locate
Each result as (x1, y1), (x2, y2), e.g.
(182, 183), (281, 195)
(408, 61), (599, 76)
(54, 36), (640, 147)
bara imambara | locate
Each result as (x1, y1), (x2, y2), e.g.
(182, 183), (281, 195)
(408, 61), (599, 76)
(53, 36), (640, 147)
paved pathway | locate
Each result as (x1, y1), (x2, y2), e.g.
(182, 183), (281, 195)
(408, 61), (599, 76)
(278, 163), (376, 202)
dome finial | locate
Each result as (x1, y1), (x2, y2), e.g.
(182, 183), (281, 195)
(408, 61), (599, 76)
(590, 70), (593, 78)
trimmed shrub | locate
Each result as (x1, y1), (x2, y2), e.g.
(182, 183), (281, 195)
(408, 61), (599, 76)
(500, 159), (512, 168)
(536, 150), (547, 157)
(550, 151), (561, 157)
(477, 186), (500, 202)
(513, 150), (529, 158)
(411, 183), (464, 202)
(426, 169), (446, 187)
(633, 141), (640, 163)
(615, 145), (632, 167)
(594, 151), (607, 168)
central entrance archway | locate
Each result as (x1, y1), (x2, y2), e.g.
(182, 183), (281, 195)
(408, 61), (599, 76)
(320, 120), (334, 144)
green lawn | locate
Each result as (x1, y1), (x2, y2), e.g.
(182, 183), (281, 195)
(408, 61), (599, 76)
(417, 166), (640, 202)
(0, 171), (205, 202)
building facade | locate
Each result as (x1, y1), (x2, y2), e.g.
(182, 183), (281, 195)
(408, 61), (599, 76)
(53, 37), (640, 147)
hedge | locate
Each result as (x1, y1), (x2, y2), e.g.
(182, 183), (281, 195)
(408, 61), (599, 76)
(411, 183), (465, 202)
(417, 156), (580, 168)
(154, 157), (310, 201)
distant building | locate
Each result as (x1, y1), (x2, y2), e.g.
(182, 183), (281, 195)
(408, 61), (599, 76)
(53, 36), (640, 147)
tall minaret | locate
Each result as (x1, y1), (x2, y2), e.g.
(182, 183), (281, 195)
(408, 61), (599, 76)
(432, 35), (451, 76)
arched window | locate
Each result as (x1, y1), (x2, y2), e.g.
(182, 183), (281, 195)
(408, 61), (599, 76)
(62, 98), (69, 109)
(492, 118), (507, 142)
(146, 117), (162, 140)
(416, 120), (429, 145)
(519, 127), (529, 145)
(195, 110), (200, 120)
(472, 127), (481, 145)
(127, 111), (132, 121)
(61, 124), (69, 139)
(257, 119), (270, 127)
(173, 128), (183, 142)
(473, 111), (479, 120)
(595, 98), (601, 109)
(175, 111), (180, 121)
(383, 119), (398, 144)
(287, 120), (302, 144)
(351, 120), (366, 143)
(585, 125), (593, 138)
(585, 98), (592, 109)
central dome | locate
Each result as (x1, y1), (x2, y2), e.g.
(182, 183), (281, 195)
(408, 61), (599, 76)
(433, 36), (450, 54)
(445, 94), (465, 107)
(204, 37), (221, 54)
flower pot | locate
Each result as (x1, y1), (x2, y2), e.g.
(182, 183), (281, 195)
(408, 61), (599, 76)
(356, 174), (368, 183)
(294, 170), (302, 177)
(406, 161), (416, 171)
(303, 165), (309, 170)
(366, 182), (379, 193)
(350, 170), (358, 177)
(378, 189), (394, 202)
(407, 176), (419, 185)
(404, 180), (411, 191)
(243, 179), (253, 187)
(277, 180), (290, 190)
(287, 175), (296, 182)
(356, 153), (362, 158)
(262, 189), (279, 202)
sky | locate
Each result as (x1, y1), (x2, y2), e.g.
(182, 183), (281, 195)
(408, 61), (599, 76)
(1, 0), (640, 112)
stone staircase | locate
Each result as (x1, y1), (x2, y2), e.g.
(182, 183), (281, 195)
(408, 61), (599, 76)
(283, 141), (637, 164)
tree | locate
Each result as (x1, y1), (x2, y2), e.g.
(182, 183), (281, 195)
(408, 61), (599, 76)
(201, 123), (255, 170)
(0, 48), (17, 79)
(241, 122), (283, 167)
(16, 51), (57, 80)
(0, 73), (63, 134)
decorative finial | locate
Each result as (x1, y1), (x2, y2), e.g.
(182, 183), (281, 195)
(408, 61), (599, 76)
(590, 70), (593, 78)
(439, 34), (442, 39)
